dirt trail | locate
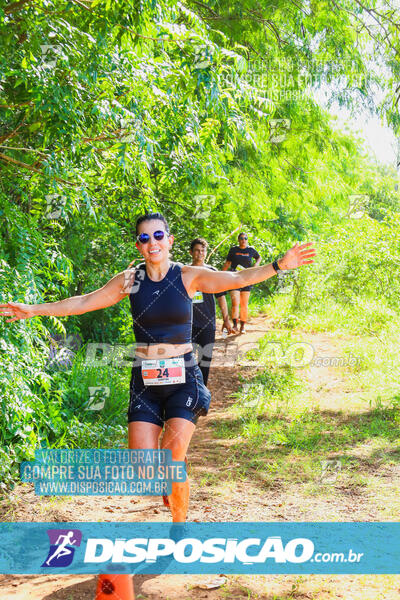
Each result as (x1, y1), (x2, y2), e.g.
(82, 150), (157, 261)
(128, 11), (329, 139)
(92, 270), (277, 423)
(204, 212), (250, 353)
(1, 315), (399, 599)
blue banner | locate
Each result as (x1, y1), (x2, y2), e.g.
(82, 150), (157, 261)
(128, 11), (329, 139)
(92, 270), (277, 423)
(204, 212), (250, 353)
(0, 522), (399, 574)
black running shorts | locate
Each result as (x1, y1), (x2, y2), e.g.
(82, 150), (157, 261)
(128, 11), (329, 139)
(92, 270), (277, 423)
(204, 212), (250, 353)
(128, 352), (211, 426)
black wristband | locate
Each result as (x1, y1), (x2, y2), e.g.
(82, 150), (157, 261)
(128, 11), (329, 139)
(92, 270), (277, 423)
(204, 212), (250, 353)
(272, 260), (281, 273)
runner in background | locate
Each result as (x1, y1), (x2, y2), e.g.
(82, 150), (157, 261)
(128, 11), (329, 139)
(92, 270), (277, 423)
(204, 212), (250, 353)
(189, 238), (234, 386)
(222, 232), (261, 333)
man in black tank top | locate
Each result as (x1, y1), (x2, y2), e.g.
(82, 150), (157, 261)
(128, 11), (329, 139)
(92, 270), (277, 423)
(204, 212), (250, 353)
(189, 238), (233, 386)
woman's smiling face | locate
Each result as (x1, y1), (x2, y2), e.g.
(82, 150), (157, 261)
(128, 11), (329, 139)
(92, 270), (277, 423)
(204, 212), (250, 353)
(136, 219), (174, 263)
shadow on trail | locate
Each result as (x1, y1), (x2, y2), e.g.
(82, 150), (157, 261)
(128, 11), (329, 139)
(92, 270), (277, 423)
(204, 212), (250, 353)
(38, 577), (325, 600)
(38, 575), (160, 600)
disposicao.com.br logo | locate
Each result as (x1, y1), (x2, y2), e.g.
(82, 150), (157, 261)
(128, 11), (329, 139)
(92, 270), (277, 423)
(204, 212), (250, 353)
(83, 535), (362, 565)
(40, 531), (364, 568)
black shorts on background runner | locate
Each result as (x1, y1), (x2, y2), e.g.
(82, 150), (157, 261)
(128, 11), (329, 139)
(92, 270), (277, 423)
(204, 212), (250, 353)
(191, 264), (218, 385)
(192, 325), (215, 386)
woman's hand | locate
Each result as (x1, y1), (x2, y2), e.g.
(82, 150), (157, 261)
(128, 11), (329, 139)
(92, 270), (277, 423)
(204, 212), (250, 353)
(127, 259), (138, 269)
(279, 242), (316, 270)
(122, 259), (140, 294)
(0, 302), (36, 322)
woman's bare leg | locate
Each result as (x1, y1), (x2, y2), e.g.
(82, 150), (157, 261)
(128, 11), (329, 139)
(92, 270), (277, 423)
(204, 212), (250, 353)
(128, 421), (163, 449)
(239, 291), (250, 324)
(161, 418), (196, 522)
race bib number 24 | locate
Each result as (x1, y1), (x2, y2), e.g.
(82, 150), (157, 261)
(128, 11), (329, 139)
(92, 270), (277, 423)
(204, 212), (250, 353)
(141, 357), (185, 385)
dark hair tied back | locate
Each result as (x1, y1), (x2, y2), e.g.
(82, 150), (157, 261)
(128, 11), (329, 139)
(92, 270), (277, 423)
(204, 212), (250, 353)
(135, 212), (170, 236)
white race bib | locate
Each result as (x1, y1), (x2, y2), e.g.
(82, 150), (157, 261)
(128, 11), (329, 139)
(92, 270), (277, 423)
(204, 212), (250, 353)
(192, 291), (204, 303)
(141, 357), (185, 386)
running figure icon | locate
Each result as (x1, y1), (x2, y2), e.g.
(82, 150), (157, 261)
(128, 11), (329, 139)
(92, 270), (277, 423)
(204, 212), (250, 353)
(45, 531), (78, 566)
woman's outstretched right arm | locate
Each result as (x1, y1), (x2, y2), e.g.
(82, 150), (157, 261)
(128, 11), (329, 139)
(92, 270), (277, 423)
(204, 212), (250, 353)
(0, 269), (135, 323)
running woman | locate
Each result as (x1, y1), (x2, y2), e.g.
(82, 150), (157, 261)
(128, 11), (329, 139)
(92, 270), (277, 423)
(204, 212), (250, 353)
(222, 232), (261, 333)
(189, 237), (233, 386)
(0, 212), (315, 523)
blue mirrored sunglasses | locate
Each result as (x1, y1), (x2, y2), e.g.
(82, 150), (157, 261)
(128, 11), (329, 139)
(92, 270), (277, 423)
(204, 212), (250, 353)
(136, 230), (167, 244)
(136, 229), (169, 244)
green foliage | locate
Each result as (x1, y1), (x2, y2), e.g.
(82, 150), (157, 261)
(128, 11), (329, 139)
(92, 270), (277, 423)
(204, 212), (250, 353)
(1, 0), (400, 489)
(284, 212), (400, 335)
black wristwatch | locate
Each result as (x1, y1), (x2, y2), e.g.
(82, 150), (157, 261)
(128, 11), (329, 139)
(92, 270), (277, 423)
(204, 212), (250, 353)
(272, 259), (281, 273)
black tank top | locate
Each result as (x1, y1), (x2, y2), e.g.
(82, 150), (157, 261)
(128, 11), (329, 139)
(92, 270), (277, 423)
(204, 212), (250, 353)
(129, 261), (193, 345)
(192, 264), (216, 330)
